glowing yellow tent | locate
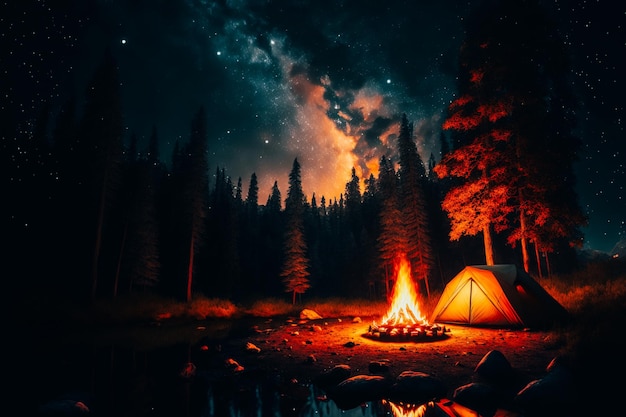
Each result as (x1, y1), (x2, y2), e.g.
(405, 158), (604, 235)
(430, 265), (568, 328)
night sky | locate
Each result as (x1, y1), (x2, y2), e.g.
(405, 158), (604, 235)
(3, 0), (624, 253)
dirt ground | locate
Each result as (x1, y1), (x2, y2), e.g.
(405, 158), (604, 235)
(215, 315), (563, 392)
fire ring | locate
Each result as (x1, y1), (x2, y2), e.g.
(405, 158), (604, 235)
(364, 323), (451, 342)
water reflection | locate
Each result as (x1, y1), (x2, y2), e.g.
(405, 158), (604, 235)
(382, 399), (480, 417)
(31, 331), (464, 417)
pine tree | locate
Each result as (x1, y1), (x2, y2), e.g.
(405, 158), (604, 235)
(362, 173), (380, 239)
(77, 49), (124, 300)
(281, 158), (310, 304)
(115, 132), (162, 295)
(377, 155), (406, 298)
(246, 172), (259, 217)
(266, 180), (282, 212)
(344, 167), (363, 246)
(147, 125), (160, 163)
(397, 114), (434, 296)
(176, 107), (209, 302)
(260, 180), (284, 296)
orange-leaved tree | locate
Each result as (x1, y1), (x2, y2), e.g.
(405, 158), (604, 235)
(434, 88), (514, 265)
(438, 0), (586, 272)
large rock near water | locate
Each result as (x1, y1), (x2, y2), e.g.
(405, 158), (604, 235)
(329, 374), (391, 410)
(314, 364), (352, 389)
(388, 371), (448, 404)
(474, 350), (515, 384)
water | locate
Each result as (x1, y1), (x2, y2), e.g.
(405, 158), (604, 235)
(23, 321), (402, 417)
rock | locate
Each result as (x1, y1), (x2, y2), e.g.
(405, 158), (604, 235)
(474, 350), (514, 384)
(343, 341), (356, 348)
(179, 362), (196, 379)
(38, 392), (93, 416)
(330, 374), (391, 410)
(314, 364), (352, 389)
(39, 399), (90, 416)
(452, 382), (503, 416)
(311, 324), (323, 332)
(246, 342), (261, 353)
(300, 309), (323, 320)
(545, 355), (570, 373)
(368, 359), (391, 374)
(225, 358), (244, 372)
(388, 371), (448, 404)
(352, 317), (362, 323)
(514, 367), (575, 416)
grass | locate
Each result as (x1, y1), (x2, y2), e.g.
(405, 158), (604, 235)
(81, 261), (618, 324)
(21, 257), (624, 374)
(75, 257), (624, 325)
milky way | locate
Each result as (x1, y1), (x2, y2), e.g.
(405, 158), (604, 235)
(3, 0), (624, 252)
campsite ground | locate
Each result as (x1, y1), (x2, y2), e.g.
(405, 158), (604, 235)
(200, 313), (621, 415)
(212, 315), (563, 394)
(24, 297), (624, 416)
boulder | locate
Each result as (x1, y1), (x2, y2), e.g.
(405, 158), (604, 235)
(329, 374), (391, 410)
(514, 367), (575, 416)
(39, 399), (90, 416)
(300, 309), (323, 320)
(474, 350), (515, 384)
(314, 364), (352, 389)
(388, 371), (448, 404)
(368, 359), (391, 374)
(225, 358), (244, 372)
(453, 382), (504, 416)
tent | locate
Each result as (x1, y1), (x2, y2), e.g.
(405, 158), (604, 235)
(430, 264), (569, 328)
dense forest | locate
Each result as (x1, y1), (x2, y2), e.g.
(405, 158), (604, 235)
(5, 0), (587, 306)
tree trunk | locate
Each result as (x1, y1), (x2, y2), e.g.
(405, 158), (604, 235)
(114, 219), (128, 298)
(534, 241), (543, 279)
(91, 169), (109, 301)
(385, 262), (390, 299)
(419, 251), (430, 298)
(186, 236), (194, 303)
(483, 224), (495, 265)
(438, 253), (445, 288)
(519, 211), (530, 272)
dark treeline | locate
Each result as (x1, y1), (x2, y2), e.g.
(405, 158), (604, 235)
(5, 0), (586, 306)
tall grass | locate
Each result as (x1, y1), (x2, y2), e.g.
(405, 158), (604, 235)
(538, 258), (626, 316)
(303, 297), (388, 318)
(47, 258), (625, 331)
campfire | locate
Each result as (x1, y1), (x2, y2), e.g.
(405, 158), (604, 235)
(368, 255), (447, 340)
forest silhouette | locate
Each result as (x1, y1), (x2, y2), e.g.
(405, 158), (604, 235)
(5, 0), (586, 308)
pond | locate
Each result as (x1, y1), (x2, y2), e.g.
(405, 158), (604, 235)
(23, 319), (425, 417)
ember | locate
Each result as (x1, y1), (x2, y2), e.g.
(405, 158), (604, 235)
(368, 255), (448, 340)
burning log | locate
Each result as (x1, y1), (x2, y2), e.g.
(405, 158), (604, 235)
(368, 322), (447, 340)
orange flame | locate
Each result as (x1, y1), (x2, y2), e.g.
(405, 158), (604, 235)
(379, 255), (428, 326)
(383, 400), (480, 417)
(385, 400), (428, 417)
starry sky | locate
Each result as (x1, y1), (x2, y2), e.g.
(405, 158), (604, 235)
(3, 0), (624, 253)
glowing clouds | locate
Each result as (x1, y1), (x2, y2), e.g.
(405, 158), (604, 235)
(287, 72), (359, 200)
(254, 38), (402, 202)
